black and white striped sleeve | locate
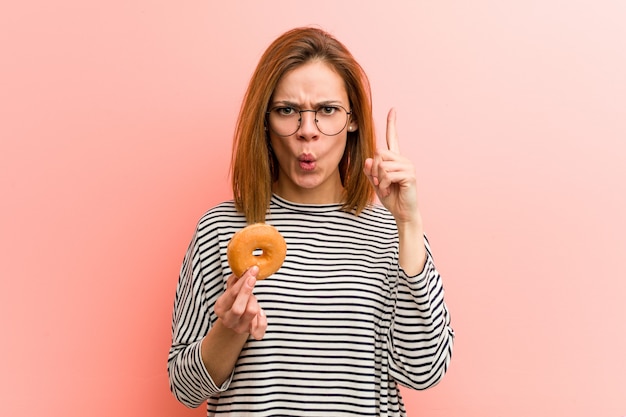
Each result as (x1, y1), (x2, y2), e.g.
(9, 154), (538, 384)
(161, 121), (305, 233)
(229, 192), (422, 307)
(167, 224), (231, 408)
(387, 236), (455, 390)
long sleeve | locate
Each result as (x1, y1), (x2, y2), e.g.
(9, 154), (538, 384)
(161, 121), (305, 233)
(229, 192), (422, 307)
(387, 237), (454, 390)
(167, 224), (232, 408)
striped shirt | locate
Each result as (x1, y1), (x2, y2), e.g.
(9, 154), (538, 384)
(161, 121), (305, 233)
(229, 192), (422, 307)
(168, 194), (454, 416)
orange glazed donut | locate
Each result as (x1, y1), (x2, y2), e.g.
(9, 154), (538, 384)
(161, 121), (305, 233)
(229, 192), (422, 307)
(227, 223), (287, 280)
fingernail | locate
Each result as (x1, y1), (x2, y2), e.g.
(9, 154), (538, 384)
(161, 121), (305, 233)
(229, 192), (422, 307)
(247, 275), (256, 287)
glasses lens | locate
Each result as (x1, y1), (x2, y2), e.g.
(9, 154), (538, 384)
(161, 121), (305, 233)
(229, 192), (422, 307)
(267, 106), (349, 136)
(316, 106), (349, 136)
(267, 107), (300, 136)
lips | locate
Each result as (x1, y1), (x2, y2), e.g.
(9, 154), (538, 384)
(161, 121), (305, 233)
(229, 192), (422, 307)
(298, 153), (316, 171)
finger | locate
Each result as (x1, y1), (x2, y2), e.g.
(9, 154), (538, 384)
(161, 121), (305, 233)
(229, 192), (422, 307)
(377, 167), (401, 192)
(250, 308), (267, 340)
(220, 266), (257, 306)
(363, 157), (380, 186)
(229, 267), (259, 317)
(215, 274), (245, 315)
(374, 157), (403, 198)
(386, 108), (400, 154)
(233, 296), (261, 334)
(363, 157), (373, 177)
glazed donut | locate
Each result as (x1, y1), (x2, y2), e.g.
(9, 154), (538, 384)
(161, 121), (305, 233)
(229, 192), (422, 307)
(227, 223), (287, 280)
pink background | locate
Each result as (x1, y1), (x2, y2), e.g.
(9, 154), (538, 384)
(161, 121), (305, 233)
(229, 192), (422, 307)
(1, 1), (625, 416)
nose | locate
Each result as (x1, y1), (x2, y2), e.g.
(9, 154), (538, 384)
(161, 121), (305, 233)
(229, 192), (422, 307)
(296, 110), (319, 139)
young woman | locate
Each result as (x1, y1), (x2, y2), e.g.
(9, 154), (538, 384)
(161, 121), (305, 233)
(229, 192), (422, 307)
(168, 27), (454, 416)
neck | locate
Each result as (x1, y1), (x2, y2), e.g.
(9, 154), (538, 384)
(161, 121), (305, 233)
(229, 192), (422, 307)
(272, 179), (344, 205)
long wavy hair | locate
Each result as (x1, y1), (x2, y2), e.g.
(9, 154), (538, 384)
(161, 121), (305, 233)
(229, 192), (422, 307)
(231, 27), (376, 223)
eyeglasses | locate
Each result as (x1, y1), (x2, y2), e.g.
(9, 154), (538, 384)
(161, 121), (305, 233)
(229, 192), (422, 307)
(266, 105), (352, 136)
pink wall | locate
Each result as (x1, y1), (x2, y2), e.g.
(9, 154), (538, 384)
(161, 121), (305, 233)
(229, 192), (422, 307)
(1, 1), (625, 416)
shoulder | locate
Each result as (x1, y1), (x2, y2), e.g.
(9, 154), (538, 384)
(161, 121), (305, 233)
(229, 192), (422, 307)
(327, 203), (398, 242)
(194, 200), (247, 240)
(355, 203), (397, 229)
(197, 200), (241, 224)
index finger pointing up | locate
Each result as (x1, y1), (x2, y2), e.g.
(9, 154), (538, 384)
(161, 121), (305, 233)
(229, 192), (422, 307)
(386, 107), (400, 153)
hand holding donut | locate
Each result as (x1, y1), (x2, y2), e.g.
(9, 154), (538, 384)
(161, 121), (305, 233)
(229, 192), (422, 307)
(216, 223), (286, 340)
(363, 108), (420, 225)
(214, 267), (267, 340)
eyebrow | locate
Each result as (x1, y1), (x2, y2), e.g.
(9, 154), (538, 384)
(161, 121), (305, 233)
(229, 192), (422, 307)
(270, 100), (345, 108)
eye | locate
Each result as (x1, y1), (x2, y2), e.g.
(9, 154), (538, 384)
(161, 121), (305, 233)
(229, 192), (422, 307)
(274, 106), (297, 116)
(319, 106), (338, 116)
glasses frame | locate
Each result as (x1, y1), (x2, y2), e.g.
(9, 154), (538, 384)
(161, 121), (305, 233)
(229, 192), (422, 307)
(265, 105), (352, 137)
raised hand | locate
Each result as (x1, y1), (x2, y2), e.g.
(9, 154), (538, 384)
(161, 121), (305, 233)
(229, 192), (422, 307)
(363, 108), (420, 225)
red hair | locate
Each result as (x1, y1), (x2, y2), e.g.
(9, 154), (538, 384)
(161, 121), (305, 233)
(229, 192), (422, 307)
(231, 27), (376, 223)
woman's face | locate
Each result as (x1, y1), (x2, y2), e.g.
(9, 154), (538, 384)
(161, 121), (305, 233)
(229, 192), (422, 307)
(268, 60), (356, 204)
